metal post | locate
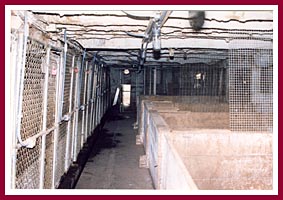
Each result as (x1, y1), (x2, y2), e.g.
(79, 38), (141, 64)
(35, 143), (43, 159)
(92, 63), (97, 134)
(97, 66), (102, 124)
(85, 64), (92, 138)
(165, 69), (168, 95)
(15, 13), (29, 148)
(149, 67), (152, 95)
(226, 64), (229, 102)
(153, 66), (157, 95)
(81, 61), (88, 148)
(108, 71), (111, 109)
(179, 67), (182, 96)
(52, 52), (64, 189)
(100, 66), (104, 120)
(8, 31), (18, 190)
(163, 68), (166, 94)
(143, 68), (146, 95)
(74, 53), (84, 158)
(12, 32), (23, 189)
(101, 68), (104, 117)
(212, 68), (217, 96)
(119, 69), (123, 113)
(95, 64), (100, 127)
(59, 29), (68, 120)
(82, 64), (90, 141)
(135, 70), (138, 109)
(99, 66), (103, 121)
(90, 63), (95, 134)
(90, 64), (96, 131)
(102, 75), (105, 116)
(72, 57), (80, 162)
(95, 65), (99, 126)
(12, 31), (25, 189)
(218, 67), (224, 97)
(39, 47), (51, 189)
(101, 68), (104, 120)
(12, 12), (30, 188)
(64, 55), (75, 171)
(91, 65), (97, 133)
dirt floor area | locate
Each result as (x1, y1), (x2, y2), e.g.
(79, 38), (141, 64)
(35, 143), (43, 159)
(75, 110), (154, 189)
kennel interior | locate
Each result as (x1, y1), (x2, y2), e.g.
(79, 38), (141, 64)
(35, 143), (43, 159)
(7, 9), (274, 190)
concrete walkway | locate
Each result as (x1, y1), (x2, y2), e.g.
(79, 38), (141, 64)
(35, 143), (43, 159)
(75, 111), (153, 189)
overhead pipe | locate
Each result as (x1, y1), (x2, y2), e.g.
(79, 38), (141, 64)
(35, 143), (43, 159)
(159, 11), (173, 27)
(125, 11), (172, 68)
(140, 11), (172, 66)
(143, 11), (172, 44)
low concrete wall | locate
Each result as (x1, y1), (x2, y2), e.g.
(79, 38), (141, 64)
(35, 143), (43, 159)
(169, 130), (272, 190)
(138, 98), (273, 190)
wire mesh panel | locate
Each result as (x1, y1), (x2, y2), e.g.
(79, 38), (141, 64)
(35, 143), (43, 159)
(179, 62), (227, 97)
(62, 53), (73, 115)
(76, 112), (83, 157)
(72, 57), (79, 109)
(20, 38), (46, 140)
(54, 121), (68, 187)
(15, 38), (47, 189)
(65, 115), (74, 170)
(47, 52), (59, 128)
(15, 139), (42, 189)
(229, 35), (273, 132)
(44, 52), (60, 188)
(44, 131), (54, 188)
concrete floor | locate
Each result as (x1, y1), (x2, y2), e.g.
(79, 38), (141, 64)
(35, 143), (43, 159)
(75, 110), (154, 189)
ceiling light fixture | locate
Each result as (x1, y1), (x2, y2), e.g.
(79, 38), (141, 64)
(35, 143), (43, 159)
(123, 69), (130, 75)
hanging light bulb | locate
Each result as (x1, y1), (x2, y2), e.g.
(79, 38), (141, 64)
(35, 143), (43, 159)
(169, 48), (174, 59)
(123, 69), (130, 75)
(183, 52), (187, 60)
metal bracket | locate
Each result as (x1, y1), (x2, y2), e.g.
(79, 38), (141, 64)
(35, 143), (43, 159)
(62, 114), (71, 122)
(80, 105), (85, 111)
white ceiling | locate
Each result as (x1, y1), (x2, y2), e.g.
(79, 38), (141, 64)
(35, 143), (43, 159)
(11, 9), (273, 67)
